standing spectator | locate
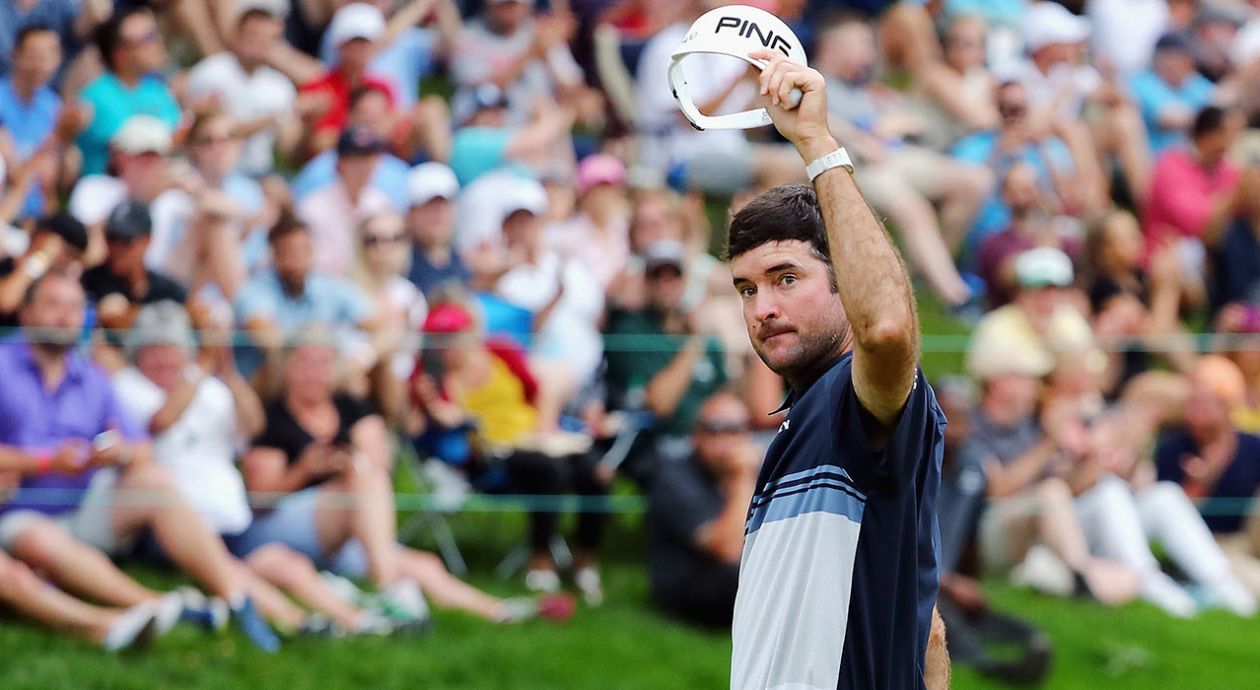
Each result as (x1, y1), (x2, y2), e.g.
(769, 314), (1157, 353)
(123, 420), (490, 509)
(646, 392), (757, 627)
(1130, 32), (1216, 155)
(1142, 106), (1242, 300)
(0, 24), (79, 221)
(410, 301), (608, 602)
(450, 0), (582, 125)
(1156, 356), (1260, 598)
(77, 7), (180, 176)
(404, 162), (467, 295)
(0, 272), (280, 651)
(546, 154), (631, 292)
(296, 126), (393, 278)
(184, 2), (303, 178)
(299, 2), (397, 156)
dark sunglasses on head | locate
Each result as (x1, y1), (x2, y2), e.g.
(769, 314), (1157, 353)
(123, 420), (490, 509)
(696, 419), (750, 435)
(364, 232), (407, 248)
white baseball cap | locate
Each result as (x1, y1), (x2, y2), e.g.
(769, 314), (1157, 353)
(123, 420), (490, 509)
(1014, 247), (1074, 289)
(1022, 2), (1090, 52)
(111, 115), (172, 155)
(407, 162), (460, 207)
(328, 2), (385, 47)
(237, 0), (289, 20)
(498, 176), (548, 223)
(669, 4), (808, 131)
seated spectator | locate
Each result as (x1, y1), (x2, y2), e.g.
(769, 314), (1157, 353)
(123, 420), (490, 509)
(967, 247), (1105, 387)
(0, 211), (87, 326)
(404, 162), (468, 295)
(448, 84), (575, 186)
(0, 547), (161, 650)
(646, 391), (757, 628)
(0, 23), (81, 221)
(953, 81), (1086, 251)
(546, 154), (631, 292)
(1156, 356), (1260, 598)
(299, 2), (397, 156)
(77, 7), (180, 176)
(0, 271), (280, 651)
(964, 349), (1139, 607)
(1142, 106), (1242, 303)
(240, 331), (557, 624)
(976, 162), (1080, 309)
(0, 0), (104, 80)
(604, 239), (728, 474)
(184, 1), (304, 178)
(113, 302), (395, 635)
(1215, 304), (1260, 434)
(908, 14), (999, 152)
(409, 301), (607, 603)
(933, 377), (1051, 685)
(815, 15), (991, 307)
(450, 0), (582, 125)
(319, 0), (463, 111)
(1206, 166), (1260, 314)
(291, 86), (411, 211)
(1130, 33), (1216, 156)
(233, 214), (376, 382)
(81, 200), (186, 336)
(296, 126), (393, 278)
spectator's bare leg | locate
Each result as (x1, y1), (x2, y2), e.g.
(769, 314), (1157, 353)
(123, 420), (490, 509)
(1095, 102), (1152, 207)
(110, 464), (245, 600)
(933, 162), (993, 253)
(0, 554), (122, 642)
(169, 0), (225, 57)
(246, 543), (363, 629)
(408, 97), (453, 164)
(876, 188), (971, 305)
(1037, 478), (1139, 605)
(396, 548), (503, 619)
(529, 358), (574, 433)
(8, 519), (163, 607)
(314, 466), (400, 588)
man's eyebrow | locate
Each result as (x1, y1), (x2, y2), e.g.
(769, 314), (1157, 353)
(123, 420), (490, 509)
(764, 262), (802, 275)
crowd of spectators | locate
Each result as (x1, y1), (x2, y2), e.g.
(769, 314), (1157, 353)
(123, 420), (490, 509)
(0, 0), (1257, 676)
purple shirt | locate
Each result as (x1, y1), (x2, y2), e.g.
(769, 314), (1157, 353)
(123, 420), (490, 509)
(0, 337), (145, 516)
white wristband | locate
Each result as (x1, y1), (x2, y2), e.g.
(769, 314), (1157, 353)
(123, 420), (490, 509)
(805, 147), (855, 182)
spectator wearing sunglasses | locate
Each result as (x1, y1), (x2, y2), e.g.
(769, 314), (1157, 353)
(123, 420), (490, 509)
(647, 391), (757, 627)
(77, 7), (179, 176)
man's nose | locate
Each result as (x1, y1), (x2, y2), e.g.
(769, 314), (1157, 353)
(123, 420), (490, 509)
(751, 291), (781, 322)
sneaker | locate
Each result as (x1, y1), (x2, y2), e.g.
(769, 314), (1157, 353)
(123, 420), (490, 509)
(376, 580), (431, 631)
(320, 571), (365, 605)
(103, 604), (158, 652)
(1208, 579), (1258, 617)
(574, 567), (603, 607)
(153, 593), (184, 636)
(177, 587), (229, 632)
(231, 596), (281, 653)
(351, 610), (395, 636)
(1011, 545), (1073, 597)
(299, 613), (346, 638)
(524, 568), (561, 594)
(1141, 574), (1197, 618)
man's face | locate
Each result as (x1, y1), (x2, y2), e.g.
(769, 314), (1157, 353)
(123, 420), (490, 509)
(945, 18), (986, 71)
(349, 89), (395, 140)
(117, 151), (167, 201)
(13, 30), (62, 87)
(486, 1), (531, 34)
(1154, 50), (1196, 86)
(137, 343), (188, 391)
(997, 83), (1029, 132)
(408, 197), (455, 247)
(189, 116), (241, 179)
(1002, 163), (1040, 216)
(119, 12), (165, 74)
(645, 262), (685, 312)
(1017, 285), (1060, 322)
(337, 37), (375, 72)
(501, 210), (541, 251)
(693, 396), (752, 470)
(273, 232), (313, 292)
(20, 275), (86, 351)
(731, 240), (848, 380)
(106, 235), (148, 276)
(630, 197), (679, 253)
(236, 14), (283, 66)
(1185, 379), (1232, 437)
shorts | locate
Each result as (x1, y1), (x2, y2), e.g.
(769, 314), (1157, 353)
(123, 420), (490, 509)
(0, 470), (131, 555)
(227, 486), (368, 578)
(979, 493), (1042, 574)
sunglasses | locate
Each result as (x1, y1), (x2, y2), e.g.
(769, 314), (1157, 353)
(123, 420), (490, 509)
(364, 232), (407, 248)
(193, 133), (236, 147)
(696, 419), (750, 435)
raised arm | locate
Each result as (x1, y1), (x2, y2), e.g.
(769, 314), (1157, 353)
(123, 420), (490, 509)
(751, 50), (919, 426)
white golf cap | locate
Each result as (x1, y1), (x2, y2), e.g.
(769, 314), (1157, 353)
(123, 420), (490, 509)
(328, 2), (385, 47)
(1014, 247), (1074, 289)
(1023, 2), (1090, 52)
(669, 4), (808, 131)
(407, 162), (460, 206)
(498, 176), (548, 223)
(111, 115), (172, 155)
(237, 0), (289, 20)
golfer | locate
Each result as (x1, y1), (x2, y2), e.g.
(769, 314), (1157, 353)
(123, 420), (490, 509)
(727, 50), (949, 689)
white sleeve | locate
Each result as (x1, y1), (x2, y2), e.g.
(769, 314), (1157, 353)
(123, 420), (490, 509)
(113, 369), (166, 428)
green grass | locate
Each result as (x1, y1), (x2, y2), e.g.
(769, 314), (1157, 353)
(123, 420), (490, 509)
(2, 508), (1258, 689)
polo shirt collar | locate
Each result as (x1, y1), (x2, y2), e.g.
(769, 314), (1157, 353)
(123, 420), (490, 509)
(16, 336), (85, 384)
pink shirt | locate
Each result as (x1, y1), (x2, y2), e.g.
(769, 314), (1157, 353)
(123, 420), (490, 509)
(1141, 148), (1239, 252)
(297, 182), (391, 278)
(545, 213), (631, 290)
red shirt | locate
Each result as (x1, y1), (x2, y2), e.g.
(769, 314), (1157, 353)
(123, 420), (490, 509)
(300, 68), (396, 137)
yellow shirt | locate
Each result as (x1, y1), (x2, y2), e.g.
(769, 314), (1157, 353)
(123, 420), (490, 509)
(1232, 405), (1260, 435)
(455, 355), (537, 445)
